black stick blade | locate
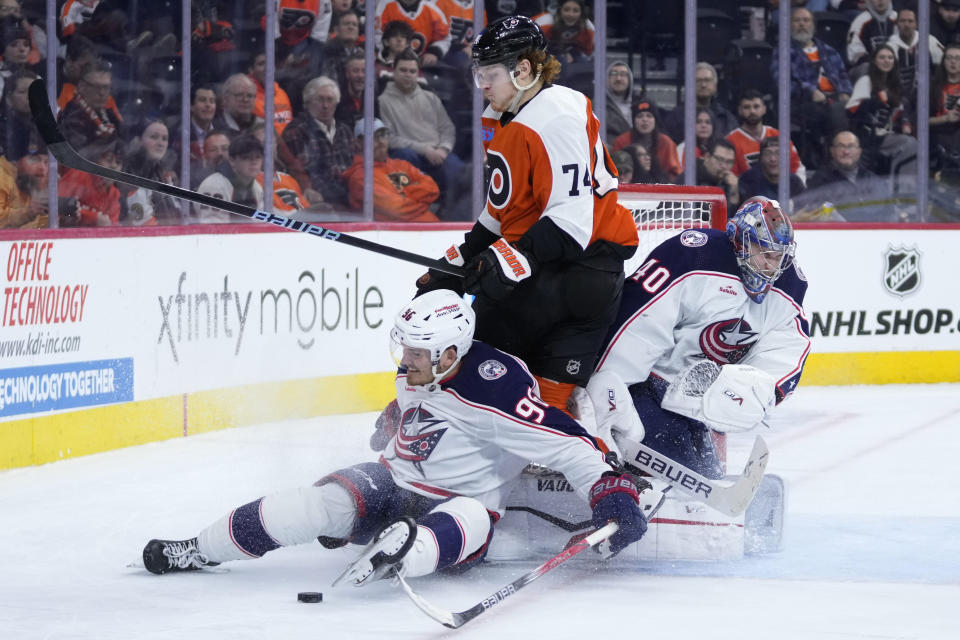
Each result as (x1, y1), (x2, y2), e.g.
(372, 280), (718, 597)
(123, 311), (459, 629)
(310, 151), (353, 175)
(28, 79), (66, 147)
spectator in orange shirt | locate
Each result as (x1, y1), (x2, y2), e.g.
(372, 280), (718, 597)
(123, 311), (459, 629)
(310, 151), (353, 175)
(342, 118), (439, 222)
(249, 51), (293, 135)
(611, 99), (682, 182)
(58, 135), (124, 226)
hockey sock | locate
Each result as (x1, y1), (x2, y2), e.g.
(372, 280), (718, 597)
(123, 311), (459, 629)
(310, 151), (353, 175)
(535, 376), (576, 416)
(197, 484), (356, 563)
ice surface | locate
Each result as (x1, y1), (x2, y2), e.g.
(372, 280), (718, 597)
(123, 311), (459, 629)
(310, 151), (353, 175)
(1, 384), (957, 639)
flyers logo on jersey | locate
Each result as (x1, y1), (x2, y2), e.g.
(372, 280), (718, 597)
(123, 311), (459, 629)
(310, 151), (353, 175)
(486, 150), (512, 209)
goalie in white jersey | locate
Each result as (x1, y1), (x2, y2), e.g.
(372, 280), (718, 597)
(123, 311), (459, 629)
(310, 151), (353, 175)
(583, 196), (811, 478)
(142, 290), (660, 584)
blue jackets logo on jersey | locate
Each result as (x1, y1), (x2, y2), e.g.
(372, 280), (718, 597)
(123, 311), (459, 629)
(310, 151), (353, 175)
(478, 359), (507, 380)
(395, 404), (448, 474)
(680, 229), (708, 247)
(699, 318), (758, 364)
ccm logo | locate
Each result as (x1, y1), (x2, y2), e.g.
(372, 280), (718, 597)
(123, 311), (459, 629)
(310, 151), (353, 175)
(492, 240), (528, 277)
(723, 390), (744, 405)
(632, 450), (712, 499)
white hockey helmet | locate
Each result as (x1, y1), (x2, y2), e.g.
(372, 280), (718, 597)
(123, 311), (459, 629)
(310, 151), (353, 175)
(390, 290), (475, 386)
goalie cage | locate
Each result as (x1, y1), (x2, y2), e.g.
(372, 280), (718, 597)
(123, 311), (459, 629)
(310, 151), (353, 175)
(618, 184), (728, 277)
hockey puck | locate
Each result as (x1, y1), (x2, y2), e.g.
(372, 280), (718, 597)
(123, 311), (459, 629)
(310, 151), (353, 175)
(297, 592), (323, 603)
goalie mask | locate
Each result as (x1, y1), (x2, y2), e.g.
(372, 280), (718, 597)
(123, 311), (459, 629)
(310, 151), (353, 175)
(726, 197), (795, 303)
(390, 290), (475, 389)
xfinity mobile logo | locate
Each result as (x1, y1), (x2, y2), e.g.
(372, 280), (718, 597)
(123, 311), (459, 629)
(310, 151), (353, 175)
(882, 247), (921, 298)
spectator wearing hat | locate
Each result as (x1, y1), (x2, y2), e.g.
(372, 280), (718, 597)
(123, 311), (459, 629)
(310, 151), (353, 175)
(58, 58), (123, 155)
(738, 136), (805, 203)
(0, 13), (38, 95)
(342, 118), (439, 222)
(193, 133), (265, 223)
(281, 75), (354, 207)
(611, 99), (682, 182)
(58, 135), (125, 226)
(378, 48), (464, 218)
(933, 0), (960, 49)
(0, 0), (47, 67)
(0, 130), (47, 228)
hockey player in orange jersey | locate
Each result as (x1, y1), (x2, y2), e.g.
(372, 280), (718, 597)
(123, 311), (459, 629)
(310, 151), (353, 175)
(416, 15), (638, 413)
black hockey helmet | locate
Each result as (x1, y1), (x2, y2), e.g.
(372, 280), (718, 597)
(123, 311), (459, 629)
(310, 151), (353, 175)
(472, 15), (546, 68)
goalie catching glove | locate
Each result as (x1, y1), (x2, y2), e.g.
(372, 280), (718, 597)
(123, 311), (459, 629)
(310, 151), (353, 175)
(662, 362), (776, 433)
(588, 472), (649, 556)
(463, 239), (535, 301)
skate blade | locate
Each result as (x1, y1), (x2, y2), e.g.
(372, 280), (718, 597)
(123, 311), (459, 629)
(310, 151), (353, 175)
(125, 560), (230, 574)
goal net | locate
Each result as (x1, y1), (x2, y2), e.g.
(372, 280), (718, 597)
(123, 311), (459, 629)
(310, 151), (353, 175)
(618, 184), (728, 274)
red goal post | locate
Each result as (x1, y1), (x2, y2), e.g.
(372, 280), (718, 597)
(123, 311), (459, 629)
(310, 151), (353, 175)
(618, 184), (728, 265)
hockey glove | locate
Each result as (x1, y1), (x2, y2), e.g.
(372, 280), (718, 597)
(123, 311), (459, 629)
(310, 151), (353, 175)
(370, 399), (402, 451)
(588, 472), (647, 556)
(586, 370), (645, 456)
(415, 243), (467, 297)
(463, 239), (535, 301)
(700, 364), (776, 433)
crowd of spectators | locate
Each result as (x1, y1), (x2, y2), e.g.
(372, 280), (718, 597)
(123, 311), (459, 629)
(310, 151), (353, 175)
(1, 0), (958, 229)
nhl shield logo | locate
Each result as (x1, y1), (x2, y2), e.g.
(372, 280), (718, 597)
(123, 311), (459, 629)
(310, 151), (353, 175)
(882, 246), (921, 298)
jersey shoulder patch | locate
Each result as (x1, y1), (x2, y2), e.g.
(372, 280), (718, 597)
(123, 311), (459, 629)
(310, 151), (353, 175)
(643, 228), (741, 279)
(444, 342), (535, 409)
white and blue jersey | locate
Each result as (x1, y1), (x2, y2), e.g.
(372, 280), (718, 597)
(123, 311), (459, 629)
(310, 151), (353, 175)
(380, 341), (612, 514)
(597, 229), (810, 403)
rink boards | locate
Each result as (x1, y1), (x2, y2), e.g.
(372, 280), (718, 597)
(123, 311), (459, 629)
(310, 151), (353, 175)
(1, 223), (957, 469)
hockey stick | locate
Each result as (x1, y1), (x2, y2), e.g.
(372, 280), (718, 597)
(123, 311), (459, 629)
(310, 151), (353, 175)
(27, 80), (465, 278)
(395, 521), (618, 629)
(616, 435), (769, 517)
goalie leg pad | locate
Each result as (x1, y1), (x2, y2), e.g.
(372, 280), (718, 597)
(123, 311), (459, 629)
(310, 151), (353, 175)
(629, 380), (724, 479)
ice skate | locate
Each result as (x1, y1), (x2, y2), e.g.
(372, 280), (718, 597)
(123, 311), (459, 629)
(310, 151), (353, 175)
(332, 517), (417, 587)
(142, 537), (219, 575)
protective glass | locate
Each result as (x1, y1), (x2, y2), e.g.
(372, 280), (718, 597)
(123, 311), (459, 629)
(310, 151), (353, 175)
(389, 329), (433, 369)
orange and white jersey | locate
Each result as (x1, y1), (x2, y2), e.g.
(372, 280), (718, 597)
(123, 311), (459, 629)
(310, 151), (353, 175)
(479, 84), (638, 252)
(380, 0), (451, 56)
(60, 0), (101, 38)
(434, 0), (485, 47)
(726, 125), (806, 183)
(257, 170), (308, 212)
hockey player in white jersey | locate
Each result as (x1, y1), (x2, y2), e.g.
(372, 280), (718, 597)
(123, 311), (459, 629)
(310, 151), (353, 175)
(142, 290), (661, 583)
(585, 196), (810, 478)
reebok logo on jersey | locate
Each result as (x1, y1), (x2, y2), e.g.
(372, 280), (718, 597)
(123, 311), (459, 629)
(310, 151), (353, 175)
(491, 239), (531, 281)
